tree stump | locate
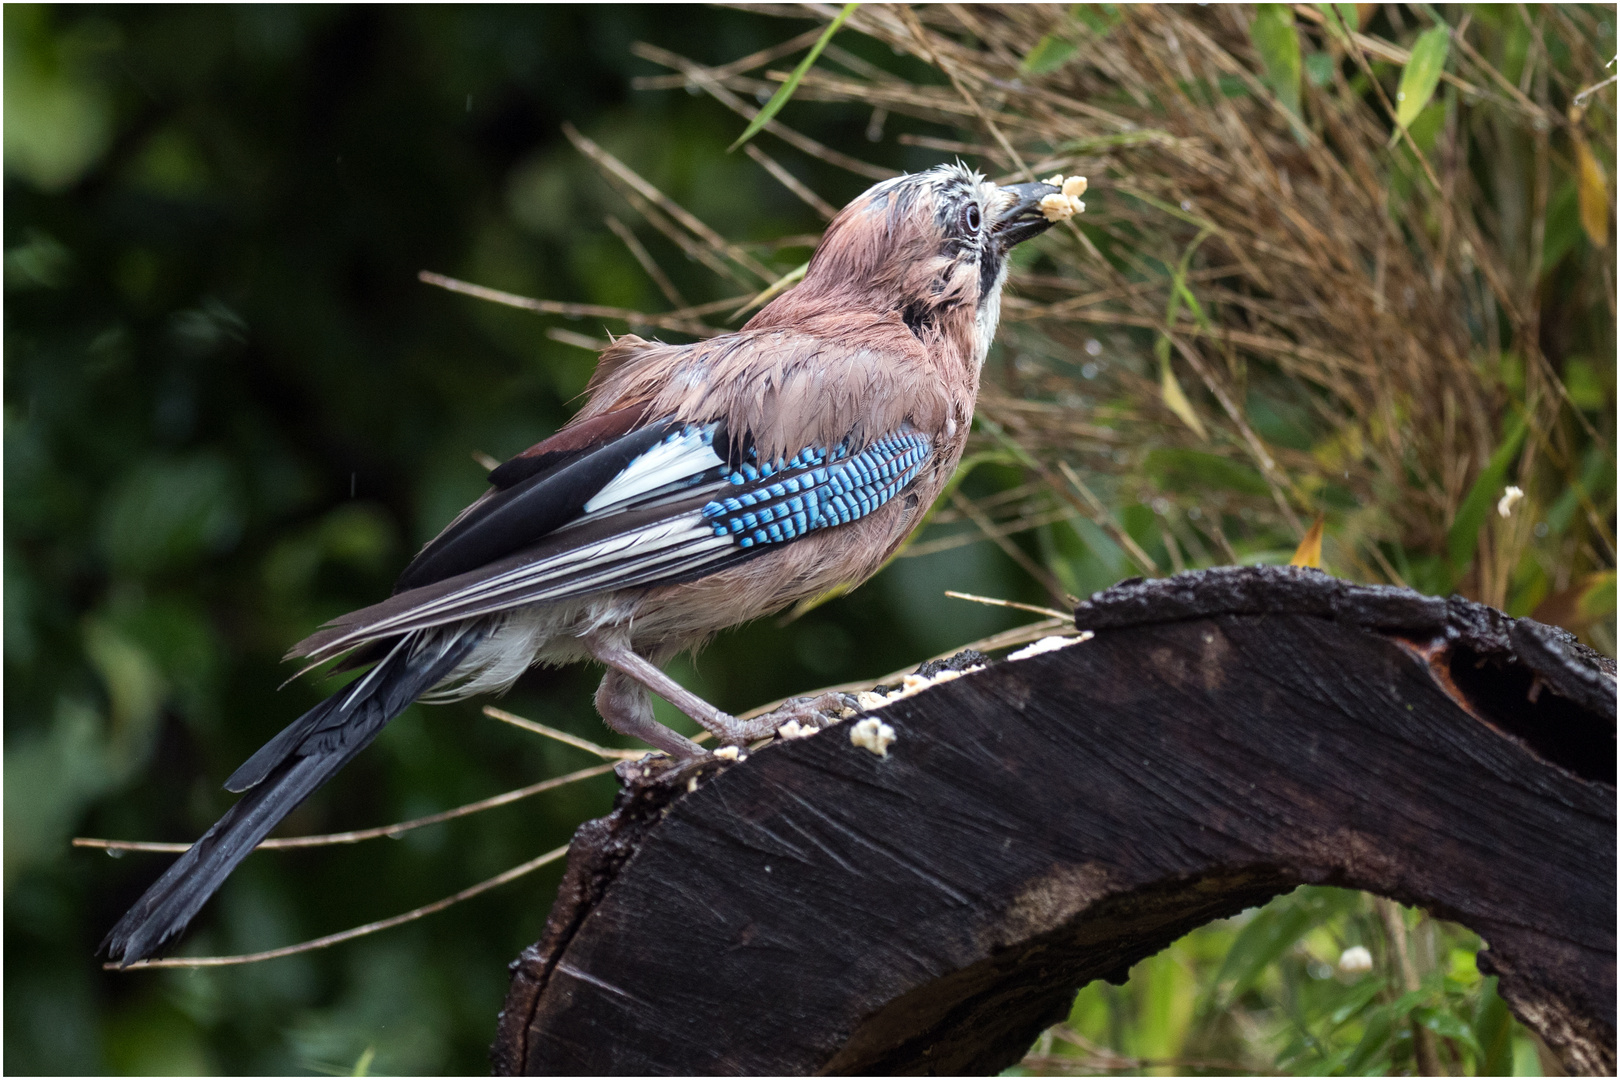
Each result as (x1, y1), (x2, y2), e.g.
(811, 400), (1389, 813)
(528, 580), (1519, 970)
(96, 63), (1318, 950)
(491, 567), (1616, 1075)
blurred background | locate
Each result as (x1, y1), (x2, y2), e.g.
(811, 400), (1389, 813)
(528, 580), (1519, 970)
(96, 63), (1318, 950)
(5, 4), (1612, 1075)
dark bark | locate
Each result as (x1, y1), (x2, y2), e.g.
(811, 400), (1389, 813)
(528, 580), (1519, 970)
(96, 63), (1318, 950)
(492, 567), (1616, 1076)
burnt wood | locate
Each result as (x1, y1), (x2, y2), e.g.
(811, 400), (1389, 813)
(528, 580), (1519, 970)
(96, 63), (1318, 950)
(493, 567), (1616, 1075)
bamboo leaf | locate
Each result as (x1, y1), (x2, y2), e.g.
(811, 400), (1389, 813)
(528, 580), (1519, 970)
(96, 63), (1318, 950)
(1289, 515), (1325, 568)
(1021, 33), (1078, 76)
(1343, 1008), (1393, 1074)
(1157, 338), (1209, 441)
(1575, 134), (1610, 248)
(1250, 5), (1302, 117)
(728, 4), (859, 152)
(1315, 2), (1360, 38)
(1395, 26), (1450, 128)
(1413, 1006), (1482, 1055)
(1329, 977), (1388, 1026)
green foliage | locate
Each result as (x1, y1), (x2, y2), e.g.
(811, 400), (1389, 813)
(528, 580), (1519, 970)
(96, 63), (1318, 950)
(728, 3), (859, 151)
(1395, 27), (1451, 129)
(6, 5), (1611, 1074)
(1013, 889), (1546, 1076)
(1022, 34), (1079, 78)
(1251, 5), (1303, 118)
(5, 7), (1018, 1073)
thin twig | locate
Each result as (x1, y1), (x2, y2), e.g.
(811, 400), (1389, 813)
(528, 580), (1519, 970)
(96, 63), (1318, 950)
(604, 214), (688, 308)
(903, 505), (1078, 558)
(632, 25), (826, 91)
(944, 590), (1071, 620)
(898, 6), (1032, 179)
(1573, 71), (1618, 107)
(546, 327), (610, 353)
(950, 489), (1073, 607)
(563, 122), (776, 284)
(418, 271), (722, 338)
(73, 764), (616, 853)
(1053, 461), (1161, 575)
(107, 845), (570, 970)
(608, 176), (753, 287)
(482, 706), (645, 760)
(743, 142), (838, 219)
(630, 41), (898, 180)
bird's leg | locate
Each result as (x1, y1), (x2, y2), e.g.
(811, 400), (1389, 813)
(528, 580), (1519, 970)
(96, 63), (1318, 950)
(594, 668), (705, 759)
(585, 634), (782, 747)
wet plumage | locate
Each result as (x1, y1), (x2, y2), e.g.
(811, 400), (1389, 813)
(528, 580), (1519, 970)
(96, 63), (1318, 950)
(102, 163), (1069, 965)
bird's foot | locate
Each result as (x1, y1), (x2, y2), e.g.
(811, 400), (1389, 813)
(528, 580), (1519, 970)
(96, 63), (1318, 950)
(757, 692), (862, 742)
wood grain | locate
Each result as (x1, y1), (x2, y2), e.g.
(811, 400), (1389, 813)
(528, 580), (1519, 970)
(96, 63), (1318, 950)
(494, 567), (1615, 1075)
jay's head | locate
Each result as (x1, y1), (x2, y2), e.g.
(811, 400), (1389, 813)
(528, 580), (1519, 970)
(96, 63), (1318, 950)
(753, 163), (1067, 355)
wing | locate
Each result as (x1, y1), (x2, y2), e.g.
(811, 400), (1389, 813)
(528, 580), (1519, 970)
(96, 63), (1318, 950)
(291, 420), (932, 664)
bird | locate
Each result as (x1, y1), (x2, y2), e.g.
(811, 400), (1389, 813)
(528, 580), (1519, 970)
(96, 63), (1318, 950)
(101, 162), (1074, 966)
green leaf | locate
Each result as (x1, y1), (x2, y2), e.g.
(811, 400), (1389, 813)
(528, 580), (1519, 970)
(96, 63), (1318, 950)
(1396, 26), (1450, 128)
(1539, 180), (1582, 271)
(1446, 412), (1527, 571)
(1472, 977), (1514, 1075)
(1072, 4), (1121, 34)
(1576, 134), (1610, 249)
(1210, 901), (1316, 1004)
(1328, 976), (1388, 1026)
(1304, 51), (1335, 87)
(728, 4), (858, 152)
(1021, 33), (1078, 76)
(1562, 357), (1609, 410)
(1578, 570), (1617, 620)
(1250, 5), (1302, 117)
(1386, 986), (1433, 1020)
(1315, 2), (1359, 38)
(1342, 1008), (1393, 1074)
(1414, 1006), (1482, 1054)
(1157, 344), (1210, 441)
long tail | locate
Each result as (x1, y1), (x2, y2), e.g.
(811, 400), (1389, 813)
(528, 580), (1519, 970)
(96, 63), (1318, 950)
(101, 624), (487, 967)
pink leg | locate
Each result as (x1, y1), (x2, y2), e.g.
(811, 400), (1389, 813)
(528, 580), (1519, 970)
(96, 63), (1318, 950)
(585, 634), (783, 747)
(594, 668), (704, 759)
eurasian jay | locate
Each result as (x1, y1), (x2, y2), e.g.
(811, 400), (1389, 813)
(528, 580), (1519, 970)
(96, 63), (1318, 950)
(102, 163), (1076, 965)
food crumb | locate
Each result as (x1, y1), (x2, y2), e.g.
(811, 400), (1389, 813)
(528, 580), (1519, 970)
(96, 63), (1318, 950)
(1038, 174), (1087, 222)
(713, 745), (743, 761)
(1338, 945), (1373, 974)
(855, 690), (890, 711)
(1007, 632), (1093, 660)
(686, 776), (699, 793)
(776, 719), (817, 740)
(850, 717), (897, 757)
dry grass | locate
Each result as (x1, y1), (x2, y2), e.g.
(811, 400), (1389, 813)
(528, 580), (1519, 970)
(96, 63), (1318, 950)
(433, 3), (1616, 646)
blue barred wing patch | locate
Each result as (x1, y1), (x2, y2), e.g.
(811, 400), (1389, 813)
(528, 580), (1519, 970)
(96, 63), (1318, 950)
(701, 431), (932, 549)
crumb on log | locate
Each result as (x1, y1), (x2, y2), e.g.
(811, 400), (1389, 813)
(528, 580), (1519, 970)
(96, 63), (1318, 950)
(493, 566), (1615, 1076)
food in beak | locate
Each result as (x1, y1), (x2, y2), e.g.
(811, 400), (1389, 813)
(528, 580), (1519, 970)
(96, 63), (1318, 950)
(1038, 174), (1088, 223)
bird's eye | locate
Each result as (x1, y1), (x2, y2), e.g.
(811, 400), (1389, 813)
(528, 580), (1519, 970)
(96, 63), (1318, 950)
(961, 203), (982, 233)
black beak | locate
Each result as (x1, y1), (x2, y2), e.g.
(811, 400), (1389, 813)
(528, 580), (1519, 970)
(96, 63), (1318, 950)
(990, 180), (1064, 252)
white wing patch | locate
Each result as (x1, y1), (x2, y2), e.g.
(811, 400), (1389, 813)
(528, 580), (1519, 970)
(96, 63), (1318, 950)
(584, 426), (724, 514)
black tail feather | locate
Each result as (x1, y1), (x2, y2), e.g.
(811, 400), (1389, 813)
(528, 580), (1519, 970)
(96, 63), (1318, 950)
(101, 624), (486, 966)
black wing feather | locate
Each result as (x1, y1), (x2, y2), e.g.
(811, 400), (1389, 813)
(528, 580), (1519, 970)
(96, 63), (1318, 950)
(393, 420), (677, 593)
